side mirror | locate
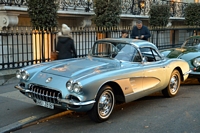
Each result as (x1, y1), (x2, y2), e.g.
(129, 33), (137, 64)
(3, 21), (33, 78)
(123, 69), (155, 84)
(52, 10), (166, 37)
(142, 56), (148, 63)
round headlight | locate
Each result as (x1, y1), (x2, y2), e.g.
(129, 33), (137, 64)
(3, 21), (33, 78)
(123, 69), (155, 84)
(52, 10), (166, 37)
(193, 57), (200, 67)
(73, 83), (82, 93)
(66, 81), (73, 92)
(16, 69), (22, 79)
(21, 71), (29, 80)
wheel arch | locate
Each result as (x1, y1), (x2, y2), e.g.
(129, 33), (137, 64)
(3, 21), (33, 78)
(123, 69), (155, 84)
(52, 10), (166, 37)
(174, 67), (184, 82)
(162, 67), (182, 97)
(102, 81), (125, 104)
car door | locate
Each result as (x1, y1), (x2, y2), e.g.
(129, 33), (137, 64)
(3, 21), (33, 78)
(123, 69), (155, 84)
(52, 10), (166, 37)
(140, 47), (167, 91)
(115, 44), (144, 96)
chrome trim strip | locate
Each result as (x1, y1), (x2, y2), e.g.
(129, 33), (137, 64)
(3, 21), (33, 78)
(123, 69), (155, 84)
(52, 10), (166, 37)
(58, 98), (96, 106)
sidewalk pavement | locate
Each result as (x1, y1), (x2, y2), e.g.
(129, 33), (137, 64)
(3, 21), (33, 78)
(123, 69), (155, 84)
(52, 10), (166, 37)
(0, 69), (18, 86)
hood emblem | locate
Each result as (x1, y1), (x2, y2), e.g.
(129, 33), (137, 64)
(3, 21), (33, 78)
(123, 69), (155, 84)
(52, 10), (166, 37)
(46, 77), (52, 83)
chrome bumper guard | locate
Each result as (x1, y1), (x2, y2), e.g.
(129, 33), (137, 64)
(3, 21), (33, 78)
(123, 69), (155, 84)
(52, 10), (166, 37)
(15, 85), (32, 93)
(183, 70), (192, 76)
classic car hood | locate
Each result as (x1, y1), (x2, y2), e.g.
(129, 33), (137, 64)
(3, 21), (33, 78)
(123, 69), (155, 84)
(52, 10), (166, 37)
(165, 47), (199, 61)
(41, 58), (120, 78)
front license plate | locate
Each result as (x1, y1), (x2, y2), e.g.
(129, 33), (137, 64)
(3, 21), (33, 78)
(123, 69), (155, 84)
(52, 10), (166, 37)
(36, 99), (54, 109)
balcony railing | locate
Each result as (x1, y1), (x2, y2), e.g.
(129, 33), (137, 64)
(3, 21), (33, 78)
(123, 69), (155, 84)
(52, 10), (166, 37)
(0, 0), (188, 18)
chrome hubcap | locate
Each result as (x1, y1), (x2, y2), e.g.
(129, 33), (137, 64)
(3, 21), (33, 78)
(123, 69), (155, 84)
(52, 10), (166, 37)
(170, 74), (179, 94)
(98, 90), (114, 119)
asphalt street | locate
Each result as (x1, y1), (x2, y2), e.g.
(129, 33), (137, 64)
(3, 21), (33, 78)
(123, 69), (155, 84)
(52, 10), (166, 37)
(12, 80), (200, 133)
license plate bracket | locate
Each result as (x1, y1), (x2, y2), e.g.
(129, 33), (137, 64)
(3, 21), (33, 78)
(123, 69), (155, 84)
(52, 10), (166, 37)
(36, 99), (54, 109)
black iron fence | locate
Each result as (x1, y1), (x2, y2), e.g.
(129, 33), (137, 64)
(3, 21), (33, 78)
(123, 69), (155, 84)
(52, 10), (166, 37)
(0, 26), (199, 70)
(0, 0), (188, 17)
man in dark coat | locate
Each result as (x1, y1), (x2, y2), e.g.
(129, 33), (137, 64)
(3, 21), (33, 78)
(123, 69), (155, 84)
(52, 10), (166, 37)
(56, 24), (77, 59)
(130, 20), (151, 41)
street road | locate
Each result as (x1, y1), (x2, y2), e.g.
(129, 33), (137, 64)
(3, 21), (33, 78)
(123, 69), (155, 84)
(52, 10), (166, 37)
(0, 78), (199, 133)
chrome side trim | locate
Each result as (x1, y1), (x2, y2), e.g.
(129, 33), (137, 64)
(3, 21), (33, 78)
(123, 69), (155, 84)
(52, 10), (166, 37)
(58, 98), (96, 106)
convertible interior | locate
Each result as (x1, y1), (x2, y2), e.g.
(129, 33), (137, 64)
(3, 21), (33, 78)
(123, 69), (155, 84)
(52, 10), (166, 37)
(140, 47), (162, 62)
(91, 42), (162, 63)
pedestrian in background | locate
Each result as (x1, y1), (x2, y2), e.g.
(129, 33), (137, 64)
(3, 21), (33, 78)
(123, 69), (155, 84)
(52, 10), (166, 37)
(130, 20), (151, 41)
(120, 29), (129, 38)
(56, 24), (77, 59)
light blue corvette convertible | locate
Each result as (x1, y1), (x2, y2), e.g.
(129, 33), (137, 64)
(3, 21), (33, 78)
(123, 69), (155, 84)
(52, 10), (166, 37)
(15, 38), (190, 122)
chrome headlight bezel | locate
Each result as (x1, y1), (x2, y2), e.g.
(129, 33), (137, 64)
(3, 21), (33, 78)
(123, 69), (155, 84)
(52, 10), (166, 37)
(66, 80), (82, 94)
(16, 69), (29, 81)
(193, 57), (200, 67)
(21, 70), (29, 80)
(16, 69), (22, 79)
(73, 83), (82, 93)
(66, 80), (73, 92)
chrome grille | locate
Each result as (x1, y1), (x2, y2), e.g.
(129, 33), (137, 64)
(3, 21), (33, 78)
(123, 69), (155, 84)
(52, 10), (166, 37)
(28, 84), (61, 104)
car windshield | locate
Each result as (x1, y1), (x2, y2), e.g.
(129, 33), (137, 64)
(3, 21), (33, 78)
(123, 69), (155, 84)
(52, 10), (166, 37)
(88, 42), (142, 62)
(182, 37), (200, 49)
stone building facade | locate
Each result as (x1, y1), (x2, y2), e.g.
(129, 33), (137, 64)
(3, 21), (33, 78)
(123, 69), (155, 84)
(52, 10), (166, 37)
(0, 0), (197, 29)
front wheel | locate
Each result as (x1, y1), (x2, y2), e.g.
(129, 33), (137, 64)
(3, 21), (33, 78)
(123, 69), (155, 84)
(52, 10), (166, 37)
(162, 70), (181, 97)
(88, 85), (115, 123)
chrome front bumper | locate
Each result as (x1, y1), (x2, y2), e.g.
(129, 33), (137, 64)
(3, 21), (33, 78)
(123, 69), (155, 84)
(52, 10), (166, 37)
(183, 70), (191, 76)
(183, 70), (192, 81)
(15, 85), (95, 106)
(57, 98), (95, 106)
(188, 70), (200, 78)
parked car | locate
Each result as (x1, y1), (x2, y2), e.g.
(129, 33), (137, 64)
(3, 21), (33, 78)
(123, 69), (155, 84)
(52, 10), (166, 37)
(15, 38), (190, 122)
(161, 35), (200, 82)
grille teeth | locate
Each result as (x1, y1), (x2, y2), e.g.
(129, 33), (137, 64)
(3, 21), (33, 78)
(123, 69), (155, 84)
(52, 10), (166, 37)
(28, 84), (61, 104)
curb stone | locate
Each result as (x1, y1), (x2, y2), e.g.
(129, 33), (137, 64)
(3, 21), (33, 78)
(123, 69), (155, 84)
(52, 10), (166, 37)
(0, 110), (66, 133)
